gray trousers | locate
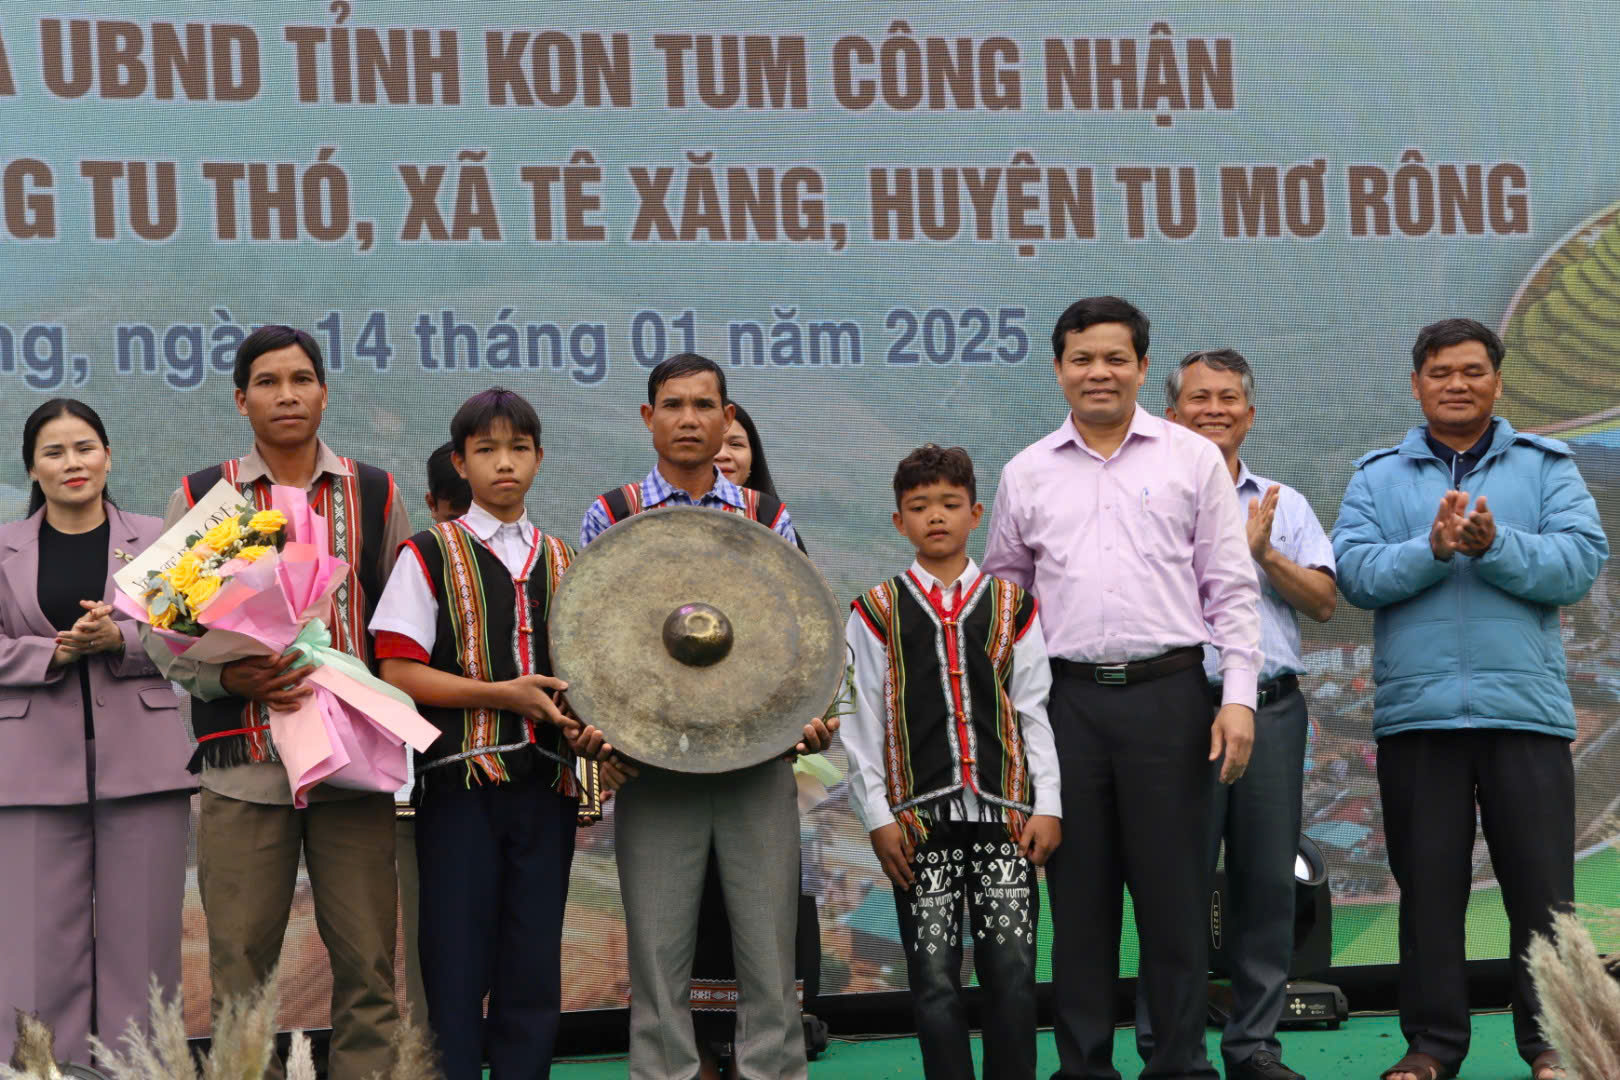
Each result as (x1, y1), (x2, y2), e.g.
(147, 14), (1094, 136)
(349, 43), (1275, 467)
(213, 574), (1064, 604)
(615, 758), (805, 1080)
(0, 791), (191, 1066)
(1136, 686), (1308, 1071)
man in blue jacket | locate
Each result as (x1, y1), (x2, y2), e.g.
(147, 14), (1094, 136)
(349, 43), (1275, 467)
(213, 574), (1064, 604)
(1333, 318), (1608, 1080)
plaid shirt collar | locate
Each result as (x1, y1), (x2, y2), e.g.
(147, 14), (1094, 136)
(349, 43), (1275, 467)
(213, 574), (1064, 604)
(641, 465), (747, 511)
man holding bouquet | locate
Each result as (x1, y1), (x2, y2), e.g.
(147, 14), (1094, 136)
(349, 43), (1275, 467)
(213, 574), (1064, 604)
(142, 325), (412, 1079)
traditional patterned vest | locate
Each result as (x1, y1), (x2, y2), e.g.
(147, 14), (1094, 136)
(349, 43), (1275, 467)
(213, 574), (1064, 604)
(184, 456), (394, 771)
(404, 519), (579, 796)
(592, 481), (784, 533)
(851, 571), (1039, 845)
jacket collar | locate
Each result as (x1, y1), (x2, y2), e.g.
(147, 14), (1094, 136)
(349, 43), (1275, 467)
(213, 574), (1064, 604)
(1397, 416), (1517, 465)
(4, 503), (139, 551)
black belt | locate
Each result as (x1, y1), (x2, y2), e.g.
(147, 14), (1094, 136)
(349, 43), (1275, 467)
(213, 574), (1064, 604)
(1052, 646), (1204, 687)
(1256, 674), (1300, 709)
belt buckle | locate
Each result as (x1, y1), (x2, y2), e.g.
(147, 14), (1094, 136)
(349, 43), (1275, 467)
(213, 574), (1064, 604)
(1095, 663), (1128, 686)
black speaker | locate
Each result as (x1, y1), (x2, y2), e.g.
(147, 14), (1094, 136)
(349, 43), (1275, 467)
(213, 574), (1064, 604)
(1209, 834), (1333, 980)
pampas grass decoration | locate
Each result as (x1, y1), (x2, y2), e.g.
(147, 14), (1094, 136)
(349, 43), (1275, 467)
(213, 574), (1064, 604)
(283, 1033), (316, 1080)
(368, 1009), (438, 1080)
(90, 977), (203, 1080)
(7, 975), (438, 1080)
(90, 972), (277, 1080)
(1528, 909), (1620, 1080)
(2, 1011), (63, 1079)
(197, 975), (278, 1080)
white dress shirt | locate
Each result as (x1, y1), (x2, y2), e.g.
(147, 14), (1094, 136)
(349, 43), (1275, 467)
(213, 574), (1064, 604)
(370, 501), (541, 658)
(843, 557), (1061, 833)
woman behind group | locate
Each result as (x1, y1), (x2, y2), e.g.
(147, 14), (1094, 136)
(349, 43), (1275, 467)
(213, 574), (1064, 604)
(0, 399), (196, 1064)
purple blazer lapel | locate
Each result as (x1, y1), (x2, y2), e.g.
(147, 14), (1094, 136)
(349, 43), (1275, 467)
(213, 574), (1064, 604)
(102, 505), (146, 606)
(1, 511), (55, 638)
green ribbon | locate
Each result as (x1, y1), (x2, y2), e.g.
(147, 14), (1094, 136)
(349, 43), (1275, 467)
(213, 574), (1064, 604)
(793, 751), (840, 786)
(282, 618), (418, 712)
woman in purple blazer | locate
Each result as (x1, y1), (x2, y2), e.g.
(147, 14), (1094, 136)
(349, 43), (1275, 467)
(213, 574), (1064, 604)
(0, 399), (196, 1065)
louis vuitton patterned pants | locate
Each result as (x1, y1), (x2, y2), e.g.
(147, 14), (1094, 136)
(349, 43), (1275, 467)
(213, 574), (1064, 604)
(893, 820), (1039, 1080)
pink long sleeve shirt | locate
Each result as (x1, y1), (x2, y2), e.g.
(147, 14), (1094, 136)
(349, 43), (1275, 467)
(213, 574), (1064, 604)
(981, 407), (1263, 710)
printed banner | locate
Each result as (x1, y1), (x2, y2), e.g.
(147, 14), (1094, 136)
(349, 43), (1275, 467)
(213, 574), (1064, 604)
(3, 1), (1617, 1031)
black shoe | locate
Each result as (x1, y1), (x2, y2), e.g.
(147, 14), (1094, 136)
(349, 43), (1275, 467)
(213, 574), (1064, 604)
(1230, 1050), (1305, 1080)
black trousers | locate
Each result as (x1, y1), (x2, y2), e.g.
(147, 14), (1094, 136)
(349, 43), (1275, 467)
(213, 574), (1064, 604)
(894, 821), (1039, 1080)
(1135, 686), (1308, 1071)
(1377, 728), (1574, 1070)
(1047, 663), (1218, 1080)
(415, 777), (578, 1080)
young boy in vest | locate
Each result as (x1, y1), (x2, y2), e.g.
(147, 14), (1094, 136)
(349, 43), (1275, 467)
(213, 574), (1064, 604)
(371, 387), (615, 1079)
(844, 444), (1063, 1080)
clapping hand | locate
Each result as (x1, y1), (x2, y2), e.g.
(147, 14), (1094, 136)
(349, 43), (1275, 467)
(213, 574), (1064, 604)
(1246, 485), (1281, 562)
(1429, 490), (1470, 561)
(1455, 495), (1496, 557)
(52, 600), (123, 664)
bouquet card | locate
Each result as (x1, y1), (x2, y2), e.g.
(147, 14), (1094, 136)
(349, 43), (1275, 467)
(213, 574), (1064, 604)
(113, 479), (249, 604)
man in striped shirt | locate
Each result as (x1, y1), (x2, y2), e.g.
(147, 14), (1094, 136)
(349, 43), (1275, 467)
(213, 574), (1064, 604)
(581, 354), (832, 1080)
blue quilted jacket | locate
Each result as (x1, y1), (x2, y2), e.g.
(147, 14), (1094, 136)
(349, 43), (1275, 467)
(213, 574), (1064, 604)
(1332, 418), (1608, 740)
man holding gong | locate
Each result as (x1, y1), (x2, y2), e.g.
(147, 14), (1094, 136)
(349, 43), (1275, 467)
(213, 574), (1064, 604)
(568, 354), (838, 1080)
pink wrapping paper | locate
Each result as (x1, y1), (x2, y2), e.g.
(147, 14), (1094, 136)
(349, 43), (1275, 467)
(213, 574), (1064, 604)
(118, 486), (439, 807)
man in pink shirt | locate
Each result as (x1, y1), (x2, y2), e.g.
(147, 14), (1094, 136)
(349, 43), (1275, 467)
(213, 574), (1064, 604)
(982, 296), (1262, 1080)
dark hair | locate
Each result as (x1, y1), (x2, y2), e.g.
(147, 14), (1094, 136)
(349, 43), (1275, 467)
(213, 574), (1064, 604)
(1051, 296), (1150, 360)
(893, 444), (977, 507)
(1166, 348), (1256, 405)
(426, 440), (472, 507)
(647, 352), (727, 405)
(233, 324), (327, 391)
(728, 400), (808, 553)
(450, 386), (542, 453)
(1411, 318), (1504, 373)
(726, 401), (779, 499)
(22, 398), (114, 516)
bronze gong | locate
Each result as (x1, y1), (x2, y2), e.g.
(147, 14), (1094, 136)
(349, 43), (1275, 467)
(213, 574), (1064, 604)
(548, 506), (845, 773)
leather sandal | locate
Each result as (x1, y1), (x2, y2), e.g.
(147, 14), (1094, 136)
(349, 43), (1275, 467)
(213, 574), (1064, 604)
(1379, 1051), (1454, 1080)
(1530, 1050), (1567, 1080)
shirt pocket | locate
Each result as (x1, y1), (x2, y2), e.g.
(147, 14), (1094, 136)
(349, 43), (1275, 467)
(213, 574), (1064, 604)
(1136, 485), (1197, 564)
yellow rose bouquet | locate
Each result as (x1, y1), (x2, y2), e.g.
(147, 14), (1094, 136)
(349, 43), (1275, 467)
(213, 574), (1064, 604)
(140, 507), (288, 634)
(113, 482), (437, 809)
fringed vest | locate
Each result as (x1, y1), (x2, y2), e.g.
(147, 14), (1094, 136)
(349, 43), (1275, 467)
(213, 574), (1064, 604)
(851, 571), (1038, 845)
(405, 519), (580, 797)
(184, 457), (393, 771)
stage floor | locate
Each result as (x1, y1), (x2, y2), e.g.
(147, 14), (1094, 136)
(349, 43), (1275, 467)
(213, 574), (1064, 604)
(546, 1011), (1528, 1078)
